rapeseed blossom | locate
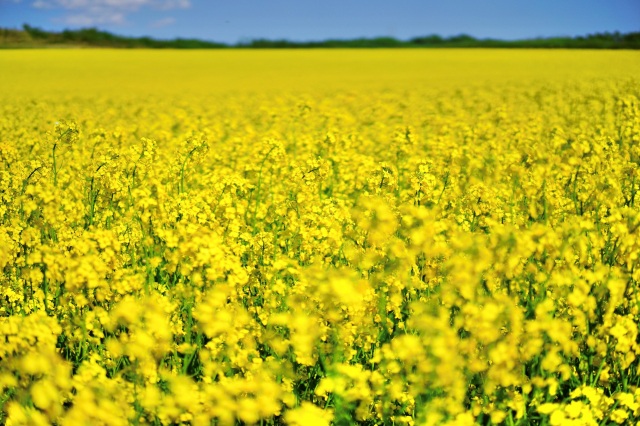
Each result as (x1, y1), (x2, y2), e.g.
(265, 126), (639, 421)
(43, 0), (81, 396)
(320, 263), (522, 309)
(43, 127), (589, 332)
(0, 49), (639, 424)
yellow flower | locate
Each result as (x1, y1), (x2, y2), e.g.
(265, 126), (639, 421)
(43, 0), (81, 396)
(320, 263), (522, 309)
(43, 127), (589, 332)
(284, 402), (333, 426)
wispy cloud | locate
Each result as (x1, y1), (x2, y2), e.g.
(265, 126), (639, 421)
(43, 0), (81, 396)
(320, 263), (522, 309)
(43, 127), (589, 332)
(150, 17), (175, 28)
(30, 0), (190, 26)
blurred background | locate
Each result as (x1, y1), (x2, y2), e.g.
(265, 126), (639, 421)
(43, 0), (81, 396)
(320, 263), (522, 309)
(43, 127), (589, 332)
(1, 0), (639, 45)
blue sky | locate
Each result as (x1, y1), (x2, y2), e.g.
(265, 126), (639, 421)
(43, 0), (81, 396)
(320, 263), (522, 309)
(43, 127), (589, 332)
(1, 0), (638, 43)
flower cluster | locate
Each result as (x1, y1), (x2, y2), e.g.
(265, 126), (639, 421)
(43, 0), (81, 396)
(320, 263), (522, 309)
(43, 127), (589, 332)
(0, 50), (639, 425)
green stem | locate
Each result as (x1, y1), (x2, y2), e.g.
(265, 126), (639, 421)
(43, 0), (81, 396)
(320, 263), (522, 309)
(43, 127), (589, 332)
(179, 147), (198, 194)
(252, 146), (276, 231)
(52, 143), (58, 186)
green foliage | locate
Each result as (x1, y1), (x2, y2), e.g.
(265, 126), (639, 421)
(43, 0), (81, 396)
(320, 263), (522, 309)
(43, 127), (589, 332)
(1, 24), (639, 49)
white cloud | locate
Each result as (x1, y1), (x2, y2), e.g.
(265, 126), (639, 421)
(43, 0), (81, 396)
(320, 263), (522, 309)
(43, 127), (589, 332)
(150, 17), (175, 28)
(64, 11), (125, 25)
(32, 0), (53, 8)
(30, 0), (190, 26)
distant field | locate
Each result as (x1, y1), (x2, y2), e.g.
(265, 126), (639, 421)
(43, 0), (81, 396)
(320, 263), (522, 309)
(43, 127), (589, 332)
(1, 49), (638, 95)
(1, 50), (639, 425)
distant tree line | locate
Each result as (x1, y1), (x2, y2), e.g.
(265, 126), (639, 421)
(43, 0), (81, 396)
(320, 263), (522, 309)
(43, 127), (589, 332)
(1, 25), (226, 48)
(1, 24), (638, 49)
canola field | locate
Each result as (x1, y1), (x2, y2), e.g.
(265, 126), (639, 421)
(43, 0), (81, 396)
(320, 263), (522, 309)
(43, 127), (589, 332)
(1, 49), (640, 425)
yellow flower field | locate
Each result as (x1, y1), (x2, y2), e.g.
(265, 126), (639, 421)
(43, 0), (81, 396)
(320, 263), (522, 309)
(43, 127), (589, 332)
(1, 49), (639, 425)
